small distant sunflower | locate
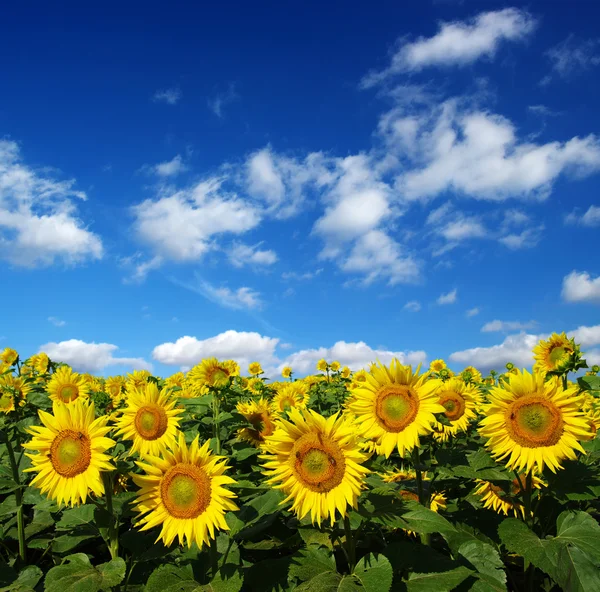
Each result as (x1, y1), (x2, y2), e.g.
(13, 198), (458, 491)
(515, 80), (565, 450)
(316, 359), (328, 372)
(187, 358), (239, 390)
(347, 360), (444, 458)
(341, 366), (351, 379)
(115, 382), (184, 457)
(23, 400), (115, 506)
(271, 382), (310, 414)
(533, 333), (576, 374)
(132, 433), (238, 549)
(105, 376), (126, 402)
(461, 366), (482, 384)
(0, 348), (18, 366)
(282, 366), (292, 379)
(474, 473), (544, 519)
(126, 370), (152, 392)
(429, 359), (447, 373)
(479, 369), (593, 473)
(0, 374), (32, 411)
(248, 362), (263, 376)
(236, 398), (276, 447)
(261, 408), (370, 525)
(164, 372), (185, 390)
(30, 353), (50, 374)
(246, 377), (263, 395)
(432, 378), (482, 442)
(330, 361), (341, 372)
(47, 366), (89, 404)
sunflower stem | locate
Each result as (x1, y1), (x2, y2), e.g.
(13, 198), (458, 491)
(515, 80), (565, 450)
(212, 393), (221, 455)
(412, 446), (431, 546)
(523, 471), (533, 526)
(343, 515), (356, 573)
(102, 472), (119, 560)
(209, 537), (219, 579)
(5, 436), (26, 562)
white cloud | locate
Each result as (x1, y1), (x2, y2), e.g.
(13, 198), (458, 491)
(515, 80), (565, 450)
(0, 140), (103, 268)
(562, 271), (600, 305)
(437, 288), (457, 305)
(403, 300), (421, 312)
(121, 254), (164, 284)
(282, 269), (323, 281)
(544, 35), (600, 83)
(152, 331), (280, 370)
(132, 178), (261, 263)
(39, 339), (152, 373)
(498, 225), (543, 249)
(466, 307), (480, 317)
(362, 8), (536, 85)
(279, 341), (427, 375)
(153, 87), (181, 105)
(227, 242), (278, 268)
(571, 324), (600, 348)
(481, 319), (537, 333)
(565, 205), (600, 227)
(170, 275), (263, 310)
(48, 316), (66, 327)
(208, 83), (238, 118)
(440, 216), (487, 241)
(150, 155), (188, 178)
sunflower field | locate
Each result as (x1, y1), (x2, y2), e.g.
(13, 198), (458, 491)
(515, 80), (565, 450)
(0, 334), (599, 592)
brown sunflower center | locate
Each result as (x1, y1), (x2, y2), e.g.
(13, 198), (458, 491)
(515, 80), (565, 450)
(246, 411), (274, 438)
(398, 490), (419, 502)
(291, 432), (345, 493)
(57, 383), (80, 403)
(438, 390), (466, 421)
(374, 385), (419, 433)
(505, 396), (564, 448)
(161, 464), (211, 519)
(207, 367), (229, 386)
(134, 404), (169, 440)
(50, 430), (91, 477)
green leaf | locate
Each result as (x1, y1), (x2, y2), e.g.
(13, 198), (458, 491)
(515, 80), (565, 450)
(24, 510), (54, 540)
(578, 375), (600, 391)
(56, 505), (96, 529)
(44, 554), (125, 592)
(405, 567), (473, 592)
(51, 534), (97, 553)
(201, 569), (243, 592)
(289, 547), (336, 582)
(554, 545), (600, 592)
(352, 554), (393, 592)
(244, 557), (292, 592)
(457, 541), (506, 589)
(554, 510), (600, 563)
(298, 526), (333, 549)
(0, 565), (43, 592)
(295, 572), (360, 591)
(144, 565), (202, 592)
(401, 504), (457, 536)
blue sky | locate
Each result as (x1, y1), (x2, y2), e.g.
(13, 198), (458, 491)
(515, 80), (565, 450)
(1, 0), (600, 378)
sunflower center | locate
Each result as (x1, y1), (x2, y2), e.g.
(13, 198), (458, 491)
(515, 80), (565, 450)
(506, 397), (564, 448)
(57, 384), (79, 403)
(438, 390), (466, 421)
(398, 490), (419, 502)
(207, 367), (228, 385)
(134, 405), (169, 440)
(291, 432), (345, 493)
(374, 386), (420, 433)
(161, 464), (211, 519)
(549, 346), (569, 365)
(50, 430), (91, 477)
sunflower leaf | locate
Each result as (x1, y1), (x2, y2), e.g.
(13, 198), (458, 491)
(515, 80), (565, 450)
(144, 564), (202, 592)
(289, 547), (335, 582)
(0, 565), (43, 592)
(401, 503), (458, 535)
(554, 510), (600, 563)
(553, 544), (600, 592)
(352, 553), (393, 592)
(244, 557), (292, 592)
(457, 540), (507, 589)
(405, 566), (474, 592)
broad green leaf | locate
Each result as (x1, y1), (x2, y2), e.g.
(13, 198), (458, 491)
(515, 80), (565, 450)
(24, 510), (54, 540)
(51, 533), (97, 553)
(289, 547), (336, 582)
(201, 569), (243, 592)
(295, 572), (361, 591)
(554, 545), (600, 592)
(554, 510), (600, 563)
(298, 526), (333, 549)
(457, 541), (506, 590)
(383, 540), (460, 573)
(144, 565), (202, 592)
(97, 558), (126, 590)
(352, 554), (393, 592)
(401, 505), (457, 536)
(406, 567), (473, 592)
(0, 565), (43, 591)
(44, 554), (125, 592)
(56, 505), (96, 529)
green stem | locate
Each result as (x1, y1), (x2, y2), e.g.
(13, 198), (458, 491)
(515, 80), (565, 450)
(212, 393), (221, 455)
(6, 437), (26, 562)
(102, 472), (119, 560)
(209, 537), (219, 579)
(412, 446), (431, 546)
(523, 471), (535, 590)
(343, 515), (356, 573)
(221, 538), (234, 566)
(123, 559), (136, 592)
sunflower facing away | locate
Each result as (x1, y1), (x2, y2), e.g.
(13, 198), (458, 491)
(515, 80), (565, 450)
(47, 366), (90, 404)
(114, 382), (184, 457)
(474, 473), (544, 519)
(271, 381), (310, 414)
(478, 369), (593, 473)
(346, 359), (444, 458)
(132, 433), (238, 549)
(22, 400), (115, 506)
(432, 378), (482, 442)
(236, 398), (277, 447)
(533, 332), (576, 374)
(261, 407), (370, 526)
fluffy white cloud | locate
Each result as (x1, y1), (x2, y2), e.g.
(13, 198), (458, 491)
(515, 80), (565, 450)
(562, 271), (600, 305)
(440, 217), (487, 241)
(279, 341), (427, 375)
(565, 205), (600, 227)
(466, 307), (480, 317)
(153, 87), (181, 105)
(403, 300), (421, 312)
(498, 226), (543, 249)
(132, 178), (261, 263)
(146, 155), (188, 178)
(362, 8), (535, 85)
(152, 331), (280, 370)
(437, 289), (457, 305)
(571, 324), (600, 348)
(227, 242), (278, 268)
(481, 320), (537, 333)
(39, 339), (152, 373)
(0, 140), (103, 268)
(48, 317), (66, 327)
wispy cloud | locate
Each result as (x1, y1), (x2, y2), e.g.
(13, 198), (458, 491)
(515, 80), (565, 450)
(437, 289), (457, 305)
(153, 87), (182, 105)
(565, 205), (600, 227)
(481, 319), (537, 333)
(466, 307), (480, 317)
(208, 83), (239, 118)
(403, 300), (421, 312)
(139, 155), (188, 178)
(542, 35), (600, 85)
(169, 275), (263, 310)
(48, 316), (66, 327)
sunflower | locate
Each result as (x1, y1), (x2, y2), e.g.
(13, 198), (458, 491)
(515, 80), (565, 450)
(474, 473), (544, 519)
(330, 361), (341, 372)
(248, 362), (263, 376)
(316, 359), (328, 372)
(271, 382), (310, 414)
(114, 382), (184, 457)
(126, 370), (152, 392)
(47, 366), (89, 404)
(0, 348), (18, 366)
(30, 353), (50, 374)
(380, 467), (445, 510)
(282, 366), (292, 379)
(429, 359), (447, 373)
(0, 374), (32, 412)
(461, 366), (482, 384)
(164, 372), (185, 390)
(432, 378), (482, 442)
(341, 366), (351, 379)
(22, 400), (115, 506)
(236, 398), (277, 447)
(346, 360), (444, 458)
(478, 369), (593, 473)
(246, 377), (263, 395)
(261, 407), (370, 525)
(105, 376), (126, 402)
(533, 333), (576, 374)
(131, 433), (238, 549)
(187, 358), (240, 390)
